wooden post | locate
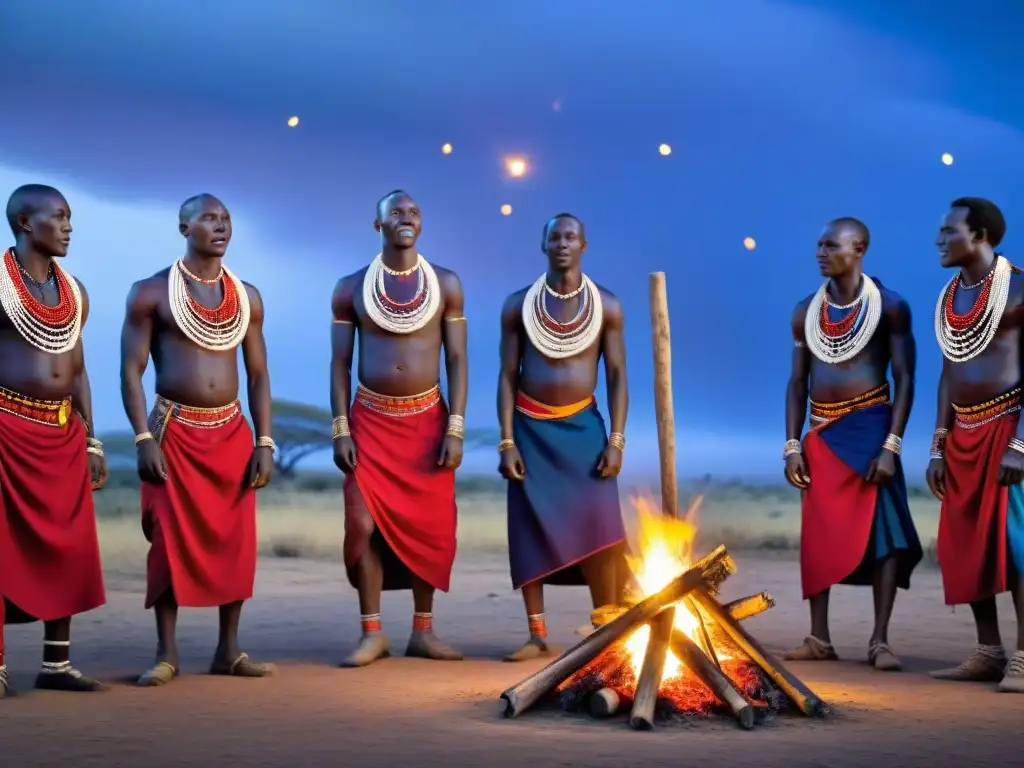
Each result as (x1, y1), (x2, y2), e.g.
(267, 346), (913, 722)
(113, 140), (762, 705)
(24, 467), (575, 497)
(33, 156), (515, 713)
(649, 272), (678, 518)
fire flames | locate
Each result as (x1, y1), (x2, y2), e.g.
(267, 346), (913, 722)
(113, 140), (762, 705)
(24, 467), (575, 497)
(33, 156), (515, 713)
(623, 495), (731, 678)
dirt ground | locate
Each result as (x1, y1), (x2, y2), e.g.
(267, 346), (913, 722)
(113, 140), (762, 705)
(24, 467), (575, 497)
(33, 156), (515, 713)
(2, 554), (1022, 768)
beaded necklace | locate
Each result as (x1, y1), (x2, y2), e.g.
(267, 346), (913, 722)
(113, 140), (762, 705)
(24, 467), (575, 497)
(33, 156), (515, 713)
(935, 255), (1012, 363)
(804, 275), (882, 364)
(168, 258), (250, 351)
(522, 273), (603, 359)
(0, 247), (82, 354)
(362, 253), (441, 334)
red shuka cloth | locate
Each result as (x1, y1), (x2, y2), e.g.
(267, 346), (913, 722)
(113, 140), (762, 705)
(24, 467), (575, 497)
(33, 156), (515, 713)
(141, 412), (257, 608)
(343, 397), (457, 593)
(938, 414), (1016, 605)
(800, 427), (879, 599)
(0, 410), (105, 625)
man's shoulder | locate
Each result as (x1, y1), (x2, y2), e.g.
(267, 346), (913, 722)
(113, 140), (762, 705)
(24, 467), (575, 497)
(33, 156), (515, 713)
(334, 267), (369, 291)
(131, 268), (171, 294)
(594, 283), (621, 306)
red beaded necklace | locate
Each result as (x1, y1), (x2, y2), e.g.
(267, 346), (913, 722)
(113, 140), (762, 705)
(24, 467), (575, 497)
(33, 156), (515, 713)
(818, 298), (862, 339)
(185, 274), (241, 325)
(2, 248), (77, 327)
(944, 269), (995, 332)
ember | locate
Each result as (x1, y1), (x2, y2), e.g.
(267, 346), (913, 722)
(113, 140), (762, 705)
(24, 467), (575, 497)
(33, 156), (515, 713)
(498, 272), (829, 731)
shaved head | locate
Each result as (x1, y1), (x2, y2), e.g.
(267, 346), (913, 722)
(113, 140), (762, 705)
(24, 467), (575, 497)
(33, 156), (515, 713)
(542, 213), (586, 243)
(6, 184), (66, 236)
(179, 193), (225, 224)
(829, 217), (870, 252)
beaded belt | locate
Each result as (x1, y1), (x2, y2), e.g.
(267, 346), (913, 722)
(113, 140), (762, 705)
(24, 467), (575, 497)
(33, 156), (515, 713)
(0, 385), (73, 428)
(952, 388), (1021, 430)
(515, 391), (596, 420)
(355, 384), (441, 417)
(149, 395), (241, 443)
(809, 383), (890, 426)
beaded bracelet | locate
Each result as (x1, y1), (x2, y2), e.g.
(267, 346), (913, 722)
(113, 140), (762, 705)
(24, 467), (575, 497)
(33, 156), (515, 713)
(446, 415), (465, 439)
(782, 438), (802, 460)
(1009, 438), (1024, 455)
(498, 438), (515, 453)
(332, 415), (351, 440)
(882, 433), (903, 456)
(608, 432), (626, 451)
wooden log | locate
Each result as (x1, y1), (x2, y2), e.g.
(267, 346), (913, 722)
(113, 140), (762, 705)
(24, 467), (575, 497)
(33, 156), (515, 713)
(691, 544), (736, 594)
(691, 588), (828, 717)
(649, 272), (678, 518)
(722, 592), (776, 622)
(668, 628), (756, 730)
(500, 548), (730, 718)
(629, 608), (676, 730)
(687, 597), (721, 669)
(589, 687), (621, 718)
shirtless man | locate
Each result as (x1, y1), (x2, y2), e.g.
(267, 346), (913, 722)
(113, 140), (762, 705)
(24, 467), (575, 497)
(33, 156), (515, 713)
(497, 213), (629, 662)
(331, 190), (467, 667)
(927, 197), (1024, 692)
(782, 217), (922, 671)
(120, 193), (275, 686)
(0, 184), (108, 697)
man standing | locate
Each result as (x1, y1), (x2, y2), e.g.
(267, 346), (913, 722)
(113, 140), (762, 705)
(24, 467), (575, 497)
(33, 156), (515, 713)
(927, 197), (1024, 692)
(497, 213), (629, 662)
(331, 190), (467, 667)
(120, 193), (275, 686)
(782, 217), (921, 672)
(0, 184), (108, 697)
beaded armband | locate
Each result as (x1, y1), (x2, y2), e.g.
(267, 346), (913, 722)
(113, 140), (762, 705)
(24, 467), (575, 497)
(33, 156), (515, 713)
(783, 438), (802, 460)
(332, 416), (351, 440)
(256, 436), (276, 452)
(882, 433), (903, 456)
(929, 428), (949, 460)
(446, 415), (465, 439)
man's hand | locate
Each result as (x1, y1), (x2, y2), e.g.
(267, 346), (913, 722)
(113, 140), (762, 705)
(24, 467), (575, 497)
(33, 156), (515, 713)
(246, 445), (274, 489)
(333, 436), (357, 474)
(499, 445), (526, 481)
(925, 457), (946, 500)
(137, 439), (167, 484)
(784, 452), (810, 490)
(437, 435), (464, 470)
(89, 453), (109, 491)
(866, 449), (897, 485)
(596, 444), (623, 478)
(997, 447), (1024, 487)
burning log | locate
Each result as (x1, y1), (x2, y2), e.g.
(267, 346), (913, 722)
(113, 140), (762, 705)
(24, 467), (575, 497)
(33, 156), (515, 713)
(668, 628), (755, 730)
(589, 687), (621, 718)
(723, 592), (776, 622)
(691, 588), (828, 718)
(500, 547), (731, 718)
(629, 607), (676, 730)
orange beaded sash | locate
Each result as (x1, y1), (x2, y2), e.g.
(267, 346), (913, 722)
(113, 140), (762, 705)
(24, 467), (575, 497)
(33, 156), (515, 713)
(0, 385), (73, 428)
(354, 385), (441, 417)
(952, 389), (1021, 430)
(515, 391), (596, 420)
(809, 383), (890, 427)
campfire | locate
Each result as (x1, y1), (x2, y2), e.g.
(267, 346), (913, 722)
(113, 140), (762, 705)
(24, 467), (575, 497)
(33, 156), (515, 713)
(500, 498), (828, 729)
(499, 273), (828, 731)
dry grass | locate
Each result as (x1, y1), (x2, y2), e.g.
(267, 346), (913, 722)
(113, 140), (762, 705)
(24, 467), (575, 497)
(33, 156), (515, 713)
(94, 483), (943, 579)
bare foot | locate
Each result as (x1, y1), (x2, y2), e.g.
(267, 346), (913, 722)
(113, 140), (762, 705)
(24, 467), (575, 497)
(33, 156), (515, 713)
(931, 645), (1006, 682)
(405, 630), (463, 661)
(997, 652), (1024, 692)
(868, 642), (902, 672)
(504, 637), (562, 662)
(341, 633), (391, 668)
(34, 664), (108, 692)
(209, 652), (276, 678)
(137, 660), (178, 687)
(783, 635), (838, 661)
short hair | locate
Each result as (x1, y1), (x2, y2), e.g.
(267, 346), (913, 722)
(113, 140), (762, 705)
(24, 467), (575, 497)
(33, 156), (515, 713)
(829, 217), (870, 251)
(951, 197), (1006, 247)
(542, 212), (586, 242)
(178, 193), (223, 224)
(6, 184), (65, 236)
(376, 189), (412, 220)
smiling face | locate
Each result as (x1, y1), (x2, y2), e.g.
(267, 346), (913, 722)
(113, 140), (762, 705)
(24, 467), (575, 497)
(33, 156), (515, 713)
(19, 191), (73, 258)
(179, 196), (231, 257)
(543, 216), (586, 271)
(375, 192), (421, 250)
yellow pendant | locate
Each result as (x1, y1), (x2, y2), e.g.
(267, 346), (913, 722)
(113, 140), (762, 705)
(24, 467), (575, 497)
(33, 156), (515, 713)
(58, 400), (70, 428)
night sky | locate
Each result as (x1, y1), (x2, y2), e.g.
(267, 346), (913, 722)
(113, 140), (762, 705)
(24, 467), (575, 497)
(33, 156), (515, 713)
(1, 0), (1022, 479)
